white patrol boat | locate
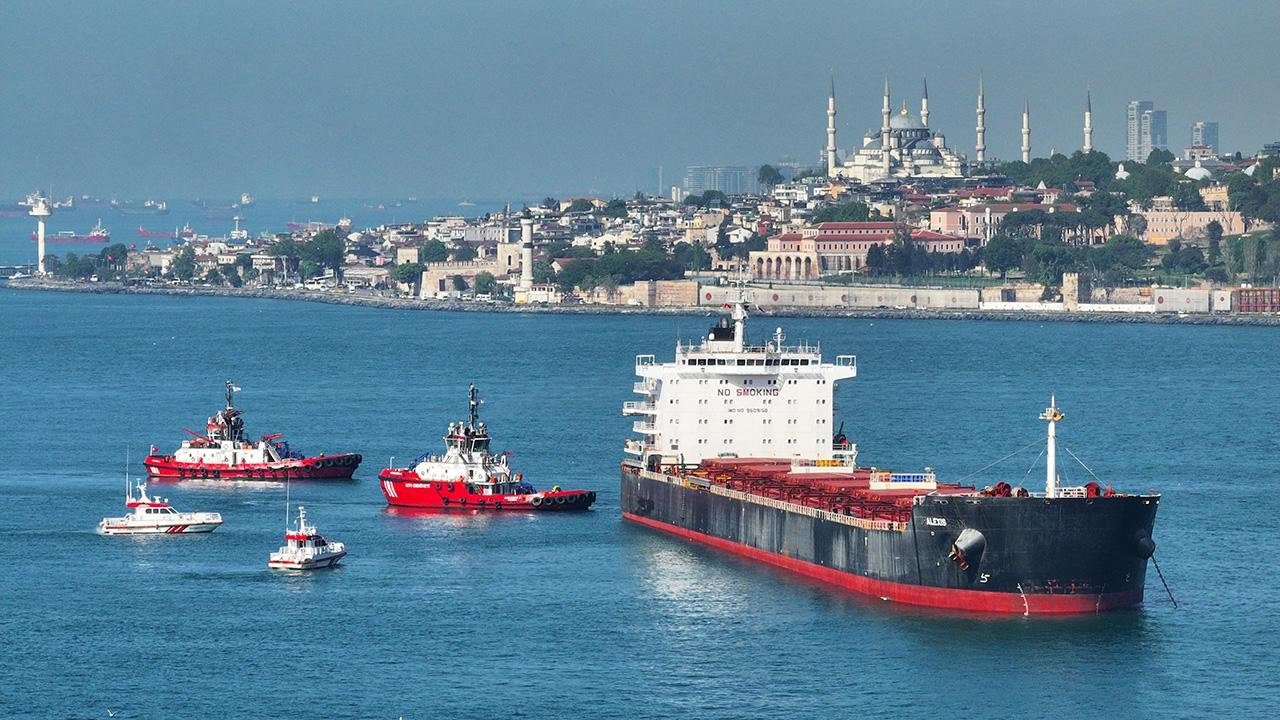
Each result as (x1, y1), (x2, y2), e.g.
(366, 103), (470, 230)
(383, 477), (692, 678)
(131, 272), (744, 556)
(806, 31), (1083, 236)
(268, 506), (346, 570)
(99, 480), (223, 535)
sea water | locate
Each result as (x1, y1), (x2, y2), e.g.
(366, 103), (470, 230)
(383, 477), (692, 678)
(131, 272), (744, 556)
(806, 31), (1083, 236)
(1, 288), (1276, 718)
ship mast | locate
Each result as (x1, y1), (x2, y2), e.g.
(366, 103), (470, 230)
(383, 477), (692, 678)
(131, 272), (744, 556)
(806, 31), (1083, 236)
(468, 384), (480, 428)
(1040, 396), (1063, 498)
(225, 379), (236, 410)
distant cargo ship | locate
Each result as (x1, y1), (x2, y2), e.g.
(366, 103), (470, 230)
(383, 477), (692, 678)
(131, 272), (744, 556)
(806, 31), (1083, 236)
(31, 219), (110, 244)
(112, 199), (168, 215)
(620, 301), (1161, 614)
(137, 224), (196, 240)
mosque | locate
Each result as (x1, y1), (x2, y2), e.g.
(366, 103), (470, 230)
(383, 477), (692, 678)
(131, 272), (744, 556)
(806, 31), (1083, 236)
(824, 76), (1073, 182)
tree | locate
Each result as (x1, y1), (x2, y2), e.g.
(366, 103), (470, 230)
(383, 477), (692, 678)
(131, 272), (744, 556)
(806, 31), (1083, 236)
(1100, 234), (1151, 272)
(269, 237), (303, 274)
(1146, 148), (1175, 166)
(532, 260), (555, 284)
(981, 234), (1025, 278)
(204, 267), (225, 285)
(451, 244), (477, 262)
(304, 229), (346, 278)
(672, 241), (710, 271)
(421, 239), (449, 262)
(1171, 182), (1207, 211)
(542, 196), (559, 210)
(1206, 220), (1223, 264)
(300, 259), (320, 279)
(566, 199), (595, 213)
(170, 246), (196, 281)
(757, 164), (784, 189)
(474, 271), (497, 294)
(451, 275), (469, 292)
(865, 243), (887, 275)
(394, 262), (424, 285)
(600, 198), (628, 218)
(810, 201), (873, 224)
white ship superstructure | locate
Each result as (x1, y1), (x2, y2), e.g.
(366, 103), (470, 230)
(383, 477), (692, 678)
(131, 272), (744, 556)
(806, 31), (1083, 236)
(624, 301), (857, 467)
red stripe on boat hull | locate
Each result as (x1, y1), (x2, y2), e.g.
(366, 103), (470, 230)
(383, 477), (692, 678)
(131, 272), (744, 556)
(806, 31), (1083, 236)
(622, 512), (1143, 615)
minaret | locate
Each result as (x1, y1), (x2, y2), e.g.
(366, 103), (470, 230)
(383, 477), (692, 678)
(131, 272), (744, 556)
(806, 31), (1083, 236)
(1083, 91), (1094, 153)
(1021, 99), (1031, 164)
(29, 194), (52, 275)
(826, 75), (838, 176)
(975, 74), (986, 163)
(920, 77), (930, 127)
(881, 75), (892, 175)
(519, 218), (534, 291)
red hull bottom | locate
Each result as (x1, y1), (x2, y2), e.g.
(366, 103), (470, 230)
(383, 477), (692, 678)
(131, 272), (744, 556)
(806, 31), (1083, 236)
(623, 512), (1143, 615)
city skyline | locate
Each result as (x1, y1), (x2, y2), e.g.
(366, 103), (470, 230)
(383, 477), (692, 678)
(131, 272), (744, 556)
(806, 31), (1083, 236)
(1, 1), (1276, 199)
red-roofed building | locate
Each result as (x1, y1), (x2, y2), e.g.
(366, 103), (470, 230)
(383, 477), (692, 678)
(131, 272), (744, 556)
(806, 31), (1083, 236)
(747, 222), (968, 279)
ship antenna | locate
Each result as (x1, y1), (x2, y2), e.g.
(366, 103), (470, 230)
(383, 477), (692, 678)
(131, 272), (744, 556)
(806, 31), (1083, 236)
(468, 384), (479, 428)
(226, 379), (235, 410)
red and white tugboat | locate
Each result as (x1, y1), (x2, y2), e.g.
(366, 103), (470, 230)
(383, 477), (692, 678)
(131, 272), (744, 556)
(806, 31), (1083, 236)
(144, 380), (362, 481)
(379, 385), (596, 511)
(99, 480), (223, 535)
(268, 506), (346, 570)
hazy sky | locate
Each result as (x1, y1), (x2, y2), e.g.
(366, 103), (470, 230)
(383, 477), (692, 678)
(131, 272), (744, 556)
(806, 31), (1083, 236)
(2, 1), (1276, 200)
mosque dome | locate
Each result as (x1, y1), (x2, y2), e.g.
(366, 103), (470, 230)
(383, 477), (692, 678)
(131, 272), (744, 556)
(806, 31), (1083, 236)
(1114, 163), (1131, 180)
(1184, 159), (1212, 181)
(889, 105), (925, 130)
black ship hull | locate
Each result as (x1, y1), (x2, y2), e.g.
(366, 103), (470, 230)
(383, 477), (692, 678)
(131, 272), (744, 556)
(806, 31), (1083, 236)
(621, 462), (1160, 614)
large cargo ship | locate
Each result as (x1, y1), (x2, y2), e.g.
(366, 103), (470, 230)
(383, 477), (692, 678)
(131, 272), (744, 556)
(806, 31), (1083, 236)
(620, 302), (1160, 614)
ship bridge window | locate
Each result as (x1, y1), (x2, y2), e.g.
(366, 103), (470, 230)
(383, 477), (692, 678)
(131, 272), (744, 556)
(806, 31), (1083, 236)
(736, 359), (746, 366)
(801, 359), (811, 366)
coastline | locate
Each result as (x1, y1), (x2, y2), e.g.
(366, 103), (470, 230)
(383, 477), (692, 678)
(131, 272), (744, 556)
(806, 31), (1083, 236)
(6, 277), (1280, 326)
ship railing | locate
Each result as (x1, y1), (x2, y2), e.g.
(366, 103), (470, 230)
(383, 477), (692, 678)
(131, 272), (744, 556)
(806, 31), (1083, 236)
(632, 381), (657, 395)
(631, 421), (657, 434)
(622, 401), (656, 415)
(835, 355), (857, 369)
(635, 467), (906, 533)
(635, 354), (656, 367)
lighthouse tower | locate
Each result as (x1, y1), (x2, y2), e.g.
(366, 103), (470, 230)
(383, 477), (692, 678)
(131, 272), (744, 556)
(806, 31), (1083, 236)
(519, 217), (534, 292)
(29, 194), (52, 275)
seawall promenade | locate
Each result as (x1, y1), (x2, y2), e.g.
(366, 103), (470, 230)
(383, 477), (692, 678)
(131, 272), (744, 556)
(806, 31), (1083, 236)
(6, 277), (1280, 326)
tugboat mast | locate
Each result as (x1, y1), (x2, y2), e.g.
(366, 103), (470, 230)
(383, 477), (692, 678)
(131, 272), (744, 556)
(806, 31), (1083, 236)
(468, 384), (480, 428)
(225, 379), (238, 410)
(1040, 395), (1064, 498)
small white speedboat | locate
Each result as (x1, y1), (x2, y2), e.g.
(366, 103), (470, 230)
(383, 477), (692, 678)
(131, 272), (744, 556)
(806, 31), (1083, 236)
(268, 505), (345, 570)
(99, 481), (223, 535)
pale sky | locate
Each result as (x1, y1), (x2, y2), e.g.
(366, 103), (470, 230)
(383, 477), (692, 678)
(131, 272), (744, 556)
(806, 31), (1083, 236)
(1, 0), (1275, 200)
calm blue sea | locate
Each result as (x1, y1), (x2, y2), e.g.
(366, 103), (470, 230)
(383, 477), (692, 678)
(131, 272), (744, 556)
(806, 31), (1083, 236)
(0, 197), (510, 267)
(1, 288), (1277, 719)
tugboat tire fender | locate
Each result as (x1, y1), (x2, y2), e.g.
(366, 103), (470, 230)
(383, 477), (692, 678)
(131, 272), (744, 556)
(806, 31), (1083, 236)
(554, 496), (566, 505)
(531, 496), (542, 507)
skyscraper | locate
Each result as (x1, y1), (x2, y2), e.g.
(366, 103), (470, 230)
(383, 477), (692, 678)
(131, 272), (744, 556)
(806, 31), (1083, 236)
(1127, 100), (1168, 162)
(1191, 121), (1220, 154)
